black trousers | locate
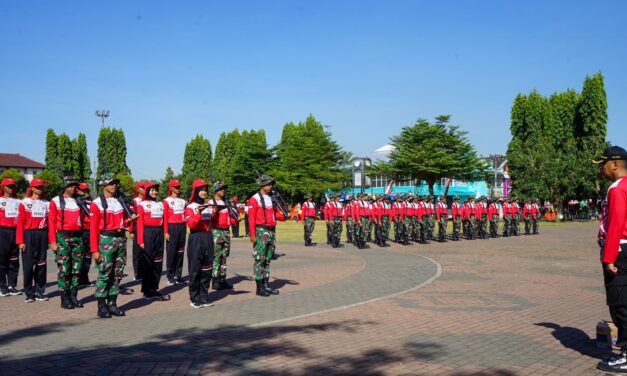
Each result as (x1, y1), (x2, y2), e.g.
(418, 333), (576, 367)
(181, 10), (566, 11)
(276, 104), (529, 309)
(140, 227), (164, 293)
(132, 227), (140, 278)
(22, 229), (48, 296)
(166, 223), (186, 281)
(187, 231), (213, 303)
(604, 244), (627, 349)
(78, 230), (91, 285)
(232, 222), (240, 238)
(0, 227), (19, 290)
(244, 214), (250, 236)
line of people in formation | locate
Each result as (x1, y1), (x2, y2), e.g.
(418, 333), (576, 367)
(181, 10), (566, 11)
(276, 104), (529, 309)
(300, 193), (542, 249)
(0, 172), (285, 318)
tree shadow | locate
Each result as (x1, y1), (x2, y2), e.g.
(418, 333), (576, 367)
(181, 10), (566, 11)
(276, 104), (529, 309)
(535, 322), (606, 359)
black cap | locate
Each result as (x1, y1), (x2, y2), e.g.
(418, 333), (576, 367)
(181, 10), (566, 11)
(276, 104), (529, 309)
(593, 146), (627, 164)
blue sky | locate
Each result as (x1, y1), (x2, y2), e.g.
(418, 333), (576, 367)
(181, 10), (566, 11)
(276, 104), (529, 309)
(1, 1), (625, 179)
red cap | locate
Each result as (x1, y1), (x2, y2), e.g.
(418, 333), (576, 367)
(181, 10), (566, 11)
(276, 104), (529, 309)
(1, 178), (17, 198)
(134, 182), (146, 198)
(79, 182), (90, 191)
(232, 196), (238, 204)
(168, 179), (181, 196)
(189, 179), (208, 203)
(27, 178), (45, 198)
(143, 181), (160, 200)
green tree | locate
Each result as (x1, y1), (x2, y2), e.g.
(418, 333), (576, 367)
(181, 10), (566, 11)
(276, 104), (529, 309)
(74, 132), (91, 181)
(116, 173), (136, 198)
(56, 133), (78, 177)
(97, 127), (131, 176)
(271, 115), (346, 202)
(181, 135), (213, 197)
(35, 170), (63, 198)
(212, 129), (241, 184)
(229, 129), (272, 199)
(158, 166), (182, 200)
(0, 169), (28, 197)
(374, 116), (485, 196)
(45, 129), (59, 174)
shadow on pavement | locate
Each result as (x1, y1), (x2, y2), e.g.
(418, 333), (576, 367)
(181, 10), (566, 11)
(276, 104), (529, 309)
(535, 322), (605, 359)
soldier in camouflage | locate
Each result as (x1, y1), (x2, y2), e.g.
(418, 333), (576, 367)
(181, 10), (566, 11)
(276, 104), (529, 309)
(301, 194), (316, 246)
(343, 195), (355, 244)
(331, 194), (344, 248)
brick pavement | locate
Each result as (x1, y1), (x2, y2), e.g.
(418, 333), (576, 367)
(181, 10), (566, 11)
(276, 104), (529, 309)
(0, 222), (616, 375)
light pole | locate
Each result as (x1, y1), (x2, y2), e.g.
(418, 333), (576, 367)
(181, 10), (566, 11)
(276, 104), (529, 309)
(95, 109), (110, 127)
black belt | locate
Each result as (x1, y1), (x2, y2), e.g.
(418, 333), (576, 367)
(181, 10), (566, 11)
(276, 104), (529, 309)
(360, 216), (370, 219)
(58, 230), (83, 237)
(0, 226), (16, 230)
(214, 227), (230, 231)
(257, 225), (275, 231)
(144, 225), (162, 229)
(100, 230), (126, 237)
(25, 229), (47, 232)
(333, 216), (342, 219)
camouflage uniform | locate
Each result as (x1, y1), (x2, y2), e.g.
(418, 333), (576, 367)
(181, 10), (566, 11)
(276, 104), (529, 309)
(304, 217), (315, 245)
(253, 226), (275, 281)
(345, 198), (355, 243)
(56, 233), (84, 291)
(212, 229), (230, 279)
(95, 235), (127, 298)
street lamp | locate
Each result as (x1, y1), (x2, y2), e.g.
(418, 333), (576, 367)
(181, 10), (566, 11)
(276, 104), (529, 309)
(95, 109), (110, 127)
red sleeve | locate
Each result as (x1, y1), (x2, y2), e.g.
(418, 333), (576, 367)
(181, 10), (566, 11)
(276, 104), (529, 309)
(436, 206), (441, 221)
(16, 203), (25, 245)
(300, 203), (305, 221)
(89, 202), (101, 253)
(137, 205), (145, 245)
(163, 200), (170, 235)
(603, 187), (627, 263)
(185, 206), (202, 230)
(48, 199), (58, 244)
(248, 200), (259, 238)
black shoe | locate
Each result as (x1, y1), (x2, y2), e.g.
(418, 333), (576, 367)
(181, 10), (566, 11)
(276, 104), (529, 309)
(262, 278), (279, 295)
(107, 295), (125, 316)
(220, 277), (233, 290)
(60, 290), (74, 309)
(8, 287), (22, 296)
(256, 280), (270, 297)
(598, 350), (627, 373)
(174, 277), (185, 285)
(201, 299), (214, 307)
(211, 277), (221, 290)
(24, 295), (35, 303)
(311, 242), (317, 246)
(97, 298), (112, 318)
(0, 289), (9, 297)
(70, 287), (83, 308)
(35, 293), (49, 302)
(190, 301), (205, 309)
(167, 278), (176, 286)
(271, 254), (279, 260)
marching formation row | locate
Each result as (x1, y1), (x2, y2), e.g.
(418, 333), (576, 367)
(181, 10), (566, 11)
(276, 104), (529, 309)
(0, 173), (285, 318)
(301, 194), (542, 249)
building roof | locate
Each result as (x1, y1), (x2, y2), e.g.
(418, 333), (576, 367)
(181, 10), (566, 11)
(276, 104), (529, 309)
(0, 153), (45, 169)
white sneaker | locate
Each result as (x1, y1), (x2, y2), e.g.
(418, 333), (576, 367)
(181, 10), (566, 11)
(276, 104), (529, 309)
(598, 350), (627, 373)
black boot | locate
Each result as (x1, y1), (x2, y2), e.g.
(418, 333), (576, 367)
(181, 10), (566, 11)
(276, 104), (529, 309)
(70, 287), (83, 308)
(107, 295), (125, 317)
(262, 278), (279, 295)
(97, 298), (111, 318)
(220, 276), (233, 290)
(256, 280), (270, 297)
(211, 277), (221, 290)
(60, 290), (74, 309)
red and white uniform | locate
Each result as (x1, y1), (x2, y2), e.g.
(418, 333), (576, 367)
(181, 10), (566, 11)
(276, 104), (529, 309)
(531, 203), (540, 217)
(343, 202), (355, 221)
(381, 201), (391, 217)
(248, 192), (286, 239)
(48, 196), (83, 243)
(300, 201), (316, 221)
(163, 196), (186, 235)
(136, 199), (164, 245)
(476, 202), (487, 218)
(209, 199), (237, 230)
(0, 196), (20, 228)
(461, 202), (476, 220)
(452, 201), (462, 218)
(436, 202), (448, 221)
(332, 201), (343, 218)
(16, 198), (49, 244)
(601, 177), (627, 264)
(522, 204), (534, 217)
(391, 201), (404, 222)
(89, 197), (129, 253)
(488, 202), (500, 218)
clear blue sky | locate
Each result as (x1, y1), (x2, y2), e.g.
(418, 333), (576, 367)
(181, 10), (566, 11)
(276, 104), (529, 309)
(1, 1), (625, 179)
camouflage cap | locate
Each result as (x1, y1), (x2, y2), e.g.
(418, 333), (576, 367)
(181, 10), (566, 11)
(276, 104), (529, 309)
(305, 193), (313, 199)
(213, 181), (228, 193)
(61, 175), (79, 190)
(98, 172), (120, 187)
(257, 175), (275, 186)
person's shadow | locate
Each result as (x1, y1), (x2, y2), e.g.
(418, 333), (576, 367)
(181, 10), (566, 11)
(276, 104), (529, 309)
(535, 322), (606, 359)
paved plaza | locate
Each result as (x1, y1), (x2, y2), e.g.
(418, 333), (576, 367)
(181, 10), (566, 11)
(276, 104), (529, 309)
(0, 222), (616, 375)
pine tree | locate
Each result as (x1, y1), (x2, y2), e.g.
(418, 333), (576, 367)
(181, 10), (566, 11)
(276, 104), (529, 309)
(74, 132), (91, 181)
(229, 130), (271, 199)
(158, 167), (182, 200)
(97, 127), (131, 176)
(212, 129), (241, 184)
(181, 135), (213, 197)
(56, 133), (78, 177)
(45, 129), (59, 174)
